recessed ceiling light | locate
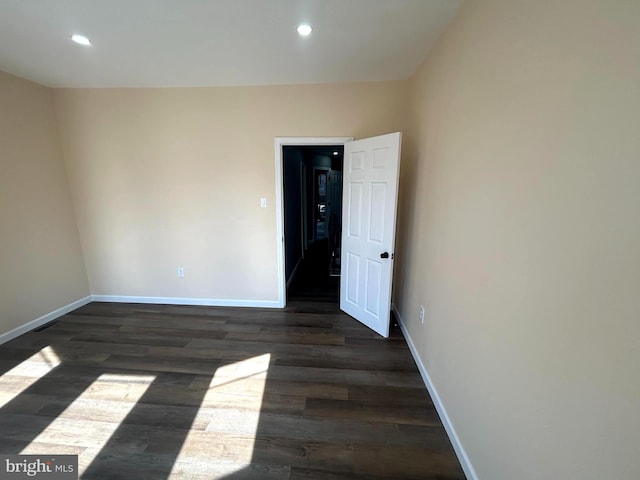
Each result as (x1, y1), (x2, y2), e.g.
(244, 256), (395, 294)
(333, 151), (339, 156)
(71, 34), (91, 46)
(297, 24), (312, 36)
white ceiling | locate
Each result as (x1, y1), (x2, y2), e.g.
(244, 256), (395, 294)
(0, 0), (463, 88)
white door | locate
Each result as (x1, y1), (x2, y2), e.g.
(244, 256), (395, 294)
(340, 132), (402, 337)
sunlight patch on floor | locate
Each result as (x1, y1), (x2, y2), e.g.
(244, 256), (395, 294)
(170, 353), (272, 477)
(205, 353), (271, 404)
(20, 372), (156, 476)
(0, 346), (61, 408)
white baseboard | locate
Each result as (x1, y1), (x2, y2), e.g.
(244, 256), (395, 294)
(286, 256), (304, 289)
(91, 295), (282, 309)
(0, 295), (92, 346)
(392, 305), (478, 480)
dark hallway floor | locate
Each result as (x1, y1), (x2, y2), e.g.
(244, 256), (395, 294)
(287, 240), (339, 304)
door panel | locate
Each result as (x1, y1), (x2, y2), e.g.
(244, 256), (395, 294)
(340, 132), (402, 337)
(365, 259), (383, 316)
(345, 252), (360, 305)
(347, 183), (363, 238)
(369, 182), (387, 243)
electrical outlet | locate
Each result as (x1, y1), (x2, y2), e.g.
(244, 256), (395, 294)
(177, 267), (185, 278)
(419, 305), (425, 324)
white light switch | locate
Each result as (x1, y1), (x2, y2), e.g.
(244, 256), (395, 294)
(260, 197), (267, 208)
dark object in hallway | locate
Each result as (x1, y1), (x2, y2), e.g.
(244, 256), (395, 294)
(0, 301), (466, 479)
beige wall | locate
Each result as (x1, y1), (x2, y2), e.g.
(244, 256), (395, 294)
(53, 82), (408, 301)
(395, 0), (640, 478)
(0, 71), (89, 337)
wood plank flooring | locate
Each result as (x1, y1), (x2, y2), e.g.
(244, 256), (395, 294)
(0, 301), (465, 479)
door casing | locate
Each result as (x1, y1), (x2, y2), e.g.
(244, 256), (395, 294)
(274, 137), (353, 307)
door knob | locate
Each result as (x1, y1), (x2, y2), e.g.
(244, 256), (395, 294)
(380, 252), (389, 259)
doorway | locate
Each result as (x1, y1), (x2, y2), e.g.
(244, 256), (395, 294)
(282, 145), (344, 302)
(276, 133), (402, 336)
(274, 137), (353, 308)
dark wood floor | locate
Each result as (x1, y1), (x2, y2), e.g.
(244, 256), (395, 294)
(0, 300), (465, 479)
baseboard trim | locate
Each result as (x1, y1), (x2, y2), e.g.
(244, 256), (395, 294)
(392, 305), (479, 480)
(91, 295), (282, 309)
(0, 295), (92, 346)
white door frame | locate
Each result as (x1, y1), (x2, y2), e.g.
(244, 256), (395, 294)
(274, 137), (353, 308)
